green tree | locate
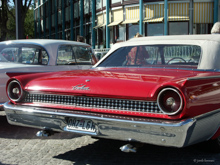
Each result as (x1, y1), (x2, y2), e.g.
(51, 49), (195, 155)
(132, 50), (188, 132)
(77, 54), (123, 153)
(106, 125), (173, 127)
(0, 0), (9, 41)
(0, 0), (33, 41)
(7, 6), (34, 39)
(24, 8), (34, 39)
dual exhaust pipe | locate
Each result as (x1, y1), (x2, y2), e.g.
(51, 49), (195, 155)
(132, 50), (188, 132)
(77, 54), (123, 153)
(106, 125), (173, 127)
(36, 130), (141, 153)
(36, 130), (53, 137)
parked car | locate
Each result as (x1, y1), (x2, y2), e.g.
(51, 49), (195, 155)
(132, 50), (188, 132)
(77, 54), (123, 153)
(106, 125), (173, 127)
(4, 35), (220, 152)
(0, 39), (97, 110)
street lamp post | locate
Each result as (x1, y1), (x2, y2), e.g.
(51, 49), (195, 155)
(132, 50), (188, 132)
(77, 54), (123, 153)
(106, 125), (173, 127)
(0, 0), (1, 40)
(15, 0), (22, 39)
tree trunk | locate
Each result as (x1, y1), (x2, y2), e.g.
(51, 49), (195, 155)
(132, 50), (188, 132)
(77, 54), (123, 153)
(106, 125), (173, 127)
(20, 15), (25, 38)
(0, 0), (9, 41)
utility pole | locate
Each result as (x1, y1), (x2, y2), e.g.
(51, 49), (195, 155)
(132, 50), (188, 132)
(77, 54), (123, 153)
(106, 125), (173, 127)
(15, 0), (22, 39)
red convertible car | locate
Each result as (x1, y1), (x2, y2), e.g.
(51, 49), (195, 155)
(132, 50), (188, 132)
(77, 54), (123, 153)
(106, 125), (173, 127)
(4, 35), (220, 152)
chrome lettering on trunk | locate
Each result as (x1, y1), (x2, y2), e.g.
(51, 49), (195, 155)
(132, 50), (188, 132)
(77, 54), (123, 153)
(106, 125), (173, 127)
(72, 84), (90, 90)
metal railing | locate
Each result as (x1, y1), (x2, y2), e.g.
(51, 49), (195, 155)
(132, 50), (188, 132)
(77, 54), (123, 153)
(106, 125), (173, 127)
(93, 48), (110, 53)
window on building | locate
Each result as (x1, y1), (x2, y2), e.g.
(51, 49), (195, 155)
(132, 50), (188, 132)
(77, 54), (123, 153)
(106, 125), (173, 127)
(74, 1), (79, 18)
(110, 28), (113, 44)
(84, 0), (90, 14)
(147, 23), (164, 36)
(65, 0), (70, 7)
(51, 0), (55, 14)
(116, 25), (125, 41)
(169, 22), (189, 35)
(90, 0), (92, 13)
(194, 24), (213, 34)
(45, 2), (48, 17)
(35, 0), (38, 8)
(58, 0), (61, 10)
(75, 27), (80, 41)
(112, 0), (121, 4)
(96, 0), (102, 10)
(65, 30), (70, 40)
(127, 24), (139, 40)
(35, 9), (38, 20)
(79, 0), (81, 15)
(102, 0), (106, 7)
(40, 6), (43, 18)
(88, 24), (92, 44)
(84, 22), (91, 44)
(98, 28), (104, 45)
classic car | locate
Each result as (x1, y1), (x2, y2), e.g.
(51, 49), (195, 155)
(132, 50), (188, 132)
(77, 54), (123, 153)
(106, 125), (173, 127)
(3, 35), (220, 152)
(0, 39), (97, 110)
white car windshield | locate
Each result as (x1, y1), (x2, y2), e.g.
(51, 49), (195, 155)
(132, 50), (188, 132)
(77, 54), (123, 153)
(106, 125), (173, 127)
(98, 45), (201, 68)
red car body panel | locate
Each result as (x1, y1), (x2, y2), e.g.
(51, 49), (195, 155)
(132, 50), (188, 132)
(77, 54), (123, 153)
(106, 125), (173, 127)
(8, 68), (220, 122)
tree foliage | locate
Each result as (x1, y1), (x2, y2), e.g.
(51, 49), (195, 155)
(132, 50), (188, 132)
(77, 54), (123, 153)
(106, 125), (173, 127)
(0, 0), (34, 41)
(0, 0), (9, 41)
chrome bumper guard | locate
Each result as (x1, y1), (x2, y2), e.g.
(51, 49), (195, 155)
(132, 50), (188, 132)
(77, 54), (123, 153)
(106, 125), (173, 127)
(4, 102), (220, 148)
(0, 103), (4, 111)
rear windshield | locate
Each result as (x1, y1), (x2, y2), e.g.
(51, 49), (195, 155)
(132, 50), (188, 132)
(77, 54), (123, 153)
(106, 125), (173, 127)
(0, 46), (49, 65)
(98, 45), (201, 68)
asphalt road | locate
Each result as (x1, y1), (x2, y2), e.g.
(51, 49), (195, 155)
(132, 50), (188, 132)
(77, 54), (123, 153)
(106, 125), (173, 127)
(0, 111), (220, 165)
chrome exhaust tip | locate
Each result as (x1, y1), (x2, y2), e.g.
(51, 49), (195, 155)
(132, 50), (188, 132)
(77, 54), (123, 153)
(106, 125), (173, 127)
(36, 130), (51, 137)
(120, 144), (137, 153)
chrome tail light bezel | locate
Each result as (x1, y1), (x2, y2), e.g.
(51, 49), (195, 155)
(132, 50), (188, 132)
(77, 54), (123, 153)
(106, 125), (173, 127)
(157, 88), (183, 115)
(7, 80), (24, 103)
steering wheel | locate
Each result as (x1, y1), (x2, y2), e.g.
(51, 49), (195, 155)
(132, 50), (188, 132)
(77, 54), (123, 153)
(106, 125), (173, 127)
(167, 57), (186, 64)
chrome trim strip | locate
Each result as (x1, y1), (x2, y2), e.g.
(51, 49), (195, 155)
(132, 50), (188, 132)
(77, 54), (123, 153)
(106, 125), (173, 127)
(4, 102), (220, 148)
(187, 75), (220, 81)
(95, 66), (220, 72)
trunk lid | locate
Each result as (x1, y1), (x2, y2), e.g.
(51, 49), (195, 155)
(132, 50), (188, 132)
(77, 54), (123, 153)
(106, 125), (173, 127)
(24, 68), (203, 100)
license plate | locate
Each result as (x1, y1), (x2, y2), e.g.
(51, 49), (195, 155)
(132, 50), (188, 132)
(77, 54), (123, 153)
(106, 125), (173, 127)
(66, 118), (96, 133)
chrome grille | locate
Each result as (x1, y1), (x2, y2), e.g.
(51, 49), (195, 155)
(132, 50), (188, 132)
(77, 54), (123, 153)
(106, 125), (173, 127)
(24, 94), (162, 114)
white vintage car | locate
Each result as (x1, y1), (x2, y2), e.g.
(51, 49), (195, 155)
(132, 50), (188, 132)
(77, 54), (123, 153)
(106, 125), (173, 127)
(0, 39), (97, 110)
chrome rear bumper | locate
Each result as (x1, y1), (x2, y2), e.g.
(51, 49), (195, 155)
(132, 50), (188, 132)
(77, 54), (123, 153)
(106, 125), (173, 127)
(0, 103), (4, 111)
(4, 102), (220, 148)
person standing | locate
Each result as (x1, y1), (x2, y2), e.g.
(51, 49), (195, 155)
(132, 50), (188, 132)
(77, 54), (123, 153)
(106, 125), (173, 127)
(77, 35), (85, 42)
(211, 22), (220, 34)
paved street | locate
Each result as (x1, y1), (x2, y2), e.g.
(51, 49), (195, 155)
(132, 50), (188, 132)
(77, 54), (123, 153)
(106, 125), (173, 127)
(0, 110), (220, 165)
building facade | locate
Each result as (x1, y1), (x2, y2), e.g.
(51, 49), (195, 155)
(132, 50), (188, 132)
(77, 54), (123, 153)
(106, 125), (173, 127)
(34, 0), (219, 49)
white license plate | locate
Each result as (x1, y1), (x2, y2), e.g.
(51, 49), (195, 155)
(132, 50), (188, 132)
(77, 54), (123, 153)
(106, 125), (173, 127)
(66, 118), (96, 133)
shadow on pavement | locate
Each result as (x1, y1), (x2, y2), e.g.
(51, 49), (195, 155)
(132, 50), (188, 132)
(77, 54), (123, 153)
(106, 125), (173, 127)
(54, 138), (220, 165)
(0, 111), (81, 140)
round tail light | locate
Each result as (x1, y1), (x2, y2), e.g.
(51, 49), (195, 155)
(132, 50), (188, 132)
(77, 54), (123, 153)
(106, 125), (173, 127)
(157, 88), (183, 115)
(7, 80), (23, 102)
